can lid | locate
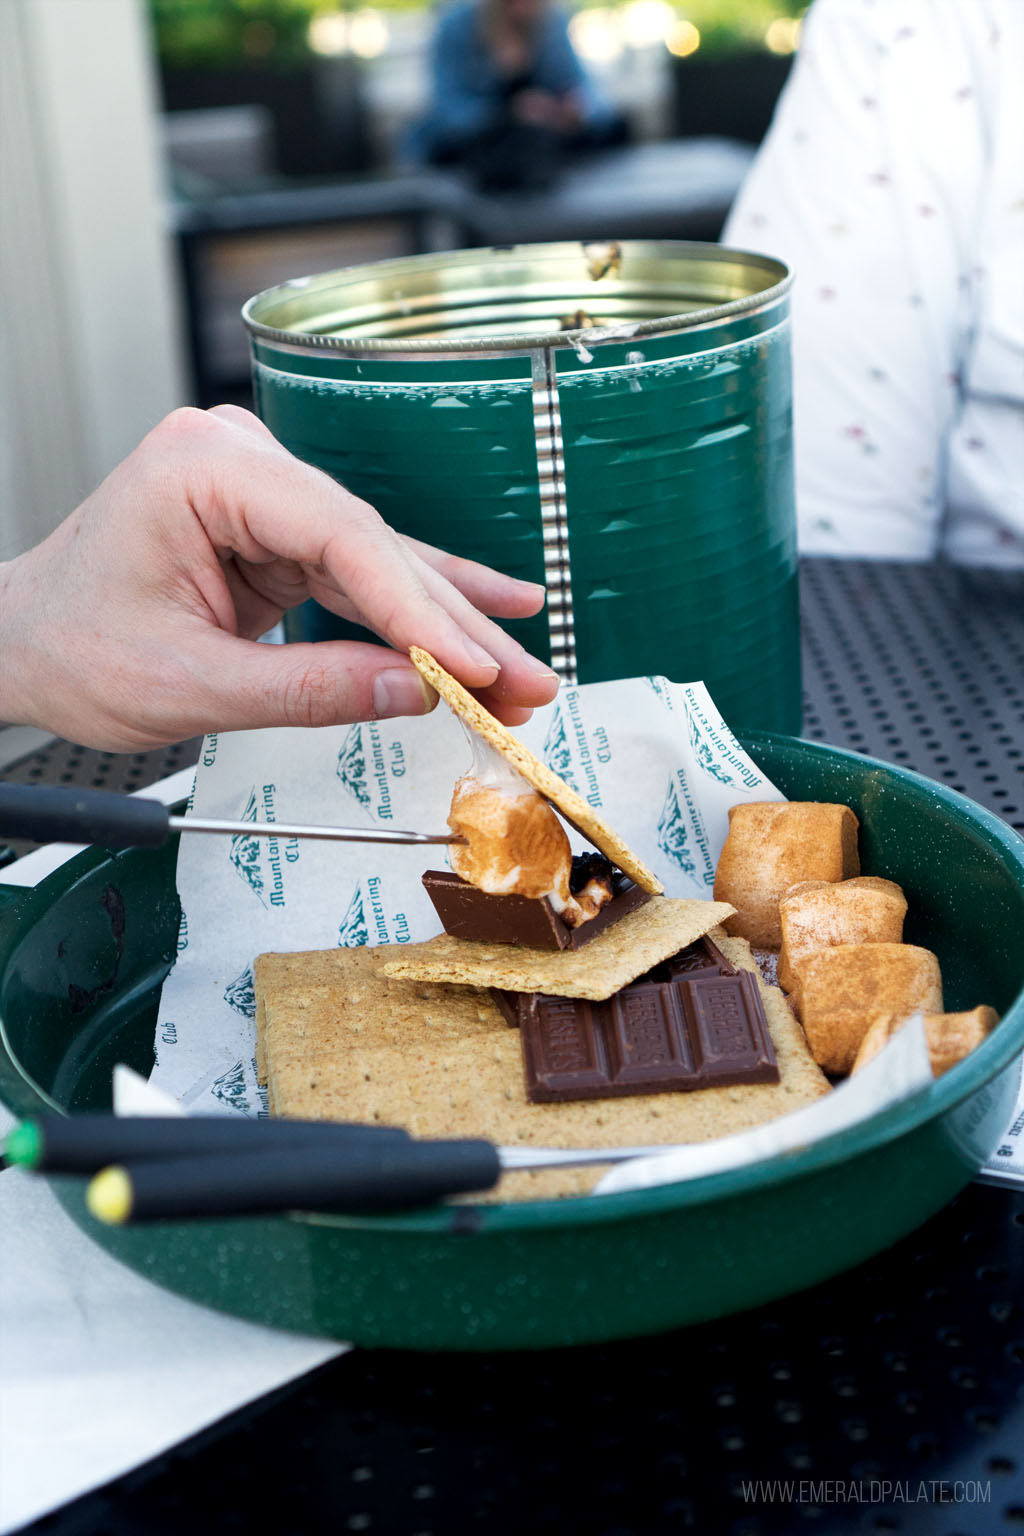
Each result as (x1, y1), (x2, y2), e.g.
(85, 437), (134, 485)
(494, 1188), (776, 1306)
(241, 239), (791, 359)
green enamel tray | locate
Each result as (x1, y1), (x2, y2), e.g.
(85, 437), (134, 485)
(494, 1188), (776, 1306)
(1, 732), (1022, 1351)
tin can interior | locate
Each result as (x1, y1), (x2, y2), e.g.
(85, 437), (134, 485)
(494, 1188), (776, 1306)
(242, 240), (790, 350)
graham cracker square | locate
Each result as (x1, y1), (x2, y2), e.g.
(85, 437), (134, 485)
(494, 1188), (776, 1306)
(253, 926), (830, 1201)
(375, 897), (735, 1001)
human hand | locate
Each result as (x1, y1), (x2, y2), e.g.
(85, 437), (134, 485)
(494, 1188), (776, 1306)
(0, 406), (558, 751)
(510, 87), (563, 127)
(554, 91), (585, 131)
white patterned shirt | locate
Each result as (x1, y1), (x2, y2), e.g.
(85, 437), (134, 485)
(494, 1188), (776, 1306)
(724, 0), (1024, 565)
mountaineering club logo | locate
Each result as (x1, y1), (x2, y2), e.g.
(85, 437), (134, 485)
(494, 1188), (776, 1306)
(336, 724), (371, 811)
(687, 711), (733, 785)
(223, 965), (256, 1019)
(210, 1060), (250, 1116)
(542, 707), (581, 795)
(229, 788), (265, 902)
(336, 722), (400, 821)
(657, 778), (696, 875)
(644, 675), (673, 710)
(338, 884), (369, 947)
(228, 785), (291, 907)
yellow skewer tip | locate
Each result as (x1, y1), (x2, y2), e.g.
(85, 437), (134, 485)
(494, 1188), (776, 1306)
(86, 1166), (133, 1225)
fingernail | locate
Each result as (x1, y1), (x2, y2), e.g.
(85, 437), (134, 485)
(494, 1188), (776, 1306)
(527, 655), (559, 680)
(373, 668), (435, 719)
(516, 579), (547, 597)
(463, 638), (501, 674)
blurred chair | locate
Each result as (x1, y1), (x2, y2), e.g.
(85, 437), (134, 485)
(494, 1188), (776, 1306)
(160, 105), (276, 196)
(166, 169), (471, 406)
(453, 136), (756, 246)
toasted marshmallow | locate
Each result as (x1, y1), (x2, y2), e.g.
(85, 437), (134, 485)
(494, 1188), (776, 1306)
(447, 735), (614, 924)
(565, 874), (614, 927)
(448, 776), (574, 905)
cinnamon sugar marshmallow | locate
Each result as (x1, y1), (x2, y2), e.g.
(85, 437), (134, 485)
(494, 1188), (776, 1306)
(714, 802), (861, 950)
(777, 876), (907, 994)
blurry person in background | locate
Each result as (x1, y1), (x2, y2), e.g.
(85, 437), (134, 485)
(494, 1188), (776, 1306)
(724, 0), (1024, 566)
(405, 0), (627, 192)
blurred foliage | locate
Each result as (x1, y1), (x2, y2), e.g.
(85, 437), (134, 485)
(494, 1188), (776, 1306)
(151, 0), (335, 67)
(672, 0), (805, 51)
(149, 0), (807, 67)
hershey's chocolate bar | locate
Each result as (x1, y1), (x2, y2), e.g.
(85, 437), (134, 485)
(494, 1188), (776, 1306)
(422, 869), (650, 952)
(519, 970), (778, 1103)
(490, 936), (736, 1030)
(641, 934), (737, 982)
(490, 987), (522, 1027)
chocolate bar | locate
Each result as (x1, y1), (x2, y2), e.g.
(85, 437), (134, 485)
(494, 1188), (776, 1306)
(642, 934), (737, 982)
(422, 869), (650, 952)
(489, 936), (737, 1029)
(517, 970), (778, 1103)
(489, 987), (522, 1028)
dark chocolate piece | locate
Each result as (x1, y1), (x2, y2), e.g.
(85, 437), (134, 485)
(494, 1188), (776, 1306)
(518, 970), (778, 1103)
(641, 934), (737, 983)
(489, 987), (522, 1028)
(424, 870), (569, 950)
(499, 938), (737, 1030)
(422, 870), (650, 952)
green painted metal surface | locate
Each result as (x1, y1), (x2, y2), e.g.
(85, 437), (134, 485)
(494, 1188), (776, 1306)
(245, 243), (800, 730)
(555, 326), (798, 728)
(1, 736), (1022, 1350)
(253, 367), (551, 659)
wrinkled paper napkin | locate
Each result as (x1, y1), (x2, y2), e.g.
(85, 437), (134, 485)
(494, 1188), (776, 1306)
(597, 1016), (936, 1193)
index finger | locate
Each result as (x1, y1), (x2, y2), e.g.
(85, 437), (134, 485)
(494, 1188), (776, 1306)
(206, 426), (560, 706)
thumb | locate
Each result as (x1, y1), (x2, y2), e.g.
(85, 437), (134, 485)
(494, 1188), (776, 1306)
(188, 635), (438, 732)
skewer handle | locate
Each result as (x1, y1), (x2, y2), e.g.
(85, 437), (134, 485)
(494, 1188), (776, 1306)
(87, 1140), (503, 1222)
(0, 784), (170, 849)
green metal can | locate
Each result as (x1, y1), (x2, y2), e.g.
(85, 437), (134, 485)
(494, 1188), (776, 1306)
(243, 241), (800, 734)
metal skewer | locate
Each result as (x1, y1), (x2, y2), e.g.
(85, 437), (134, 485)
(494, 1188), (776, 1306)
(169, 815), (458, 846)
(7, 1115), (693, 1223)
(498, 1143), (687, 1169)
(0, 784), (458, 850)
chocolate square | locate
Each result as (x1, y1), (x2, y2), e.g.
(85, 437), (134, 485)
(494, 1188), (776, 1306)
(641, 935), (737, 982)
(422, 869), (650, 952)
(682, 971), (779, 1083)
(517, 969), (779, 1103)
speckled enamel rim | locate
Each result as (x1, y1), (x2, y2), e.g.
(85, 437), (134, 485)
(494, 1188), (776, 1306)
(1, 734), (1020, 1234)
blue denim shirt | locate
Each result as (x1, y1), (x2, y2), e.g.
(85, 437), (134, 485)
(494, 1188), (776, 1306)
(405, 1), (615, 161)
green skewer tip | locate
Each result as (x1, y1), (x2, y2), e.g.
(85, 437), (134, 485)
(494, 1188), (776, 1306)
(2, 1120), (42, 1169)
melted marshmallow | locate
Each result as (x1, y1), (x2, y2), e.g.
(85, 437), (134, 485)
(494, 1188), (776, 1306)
(447, 733), (578, 910)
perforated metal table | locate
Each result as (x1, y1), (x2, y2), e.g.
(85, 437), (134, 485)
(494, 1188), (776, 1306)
(8, 558), (1024, 1536)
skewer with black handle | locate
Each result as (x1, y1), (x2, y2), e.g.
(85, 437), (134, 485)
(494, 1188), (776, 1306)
(1, 1114), (412, 1174)
(0, 783), (458, 850)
